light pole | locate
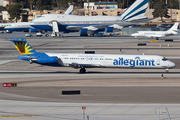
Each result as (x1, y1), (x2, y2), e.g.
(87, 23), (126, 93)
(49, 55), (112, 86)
(82, 107), (86, 120)
(121, 3), (122, 13)
(87, 0), (89, 16)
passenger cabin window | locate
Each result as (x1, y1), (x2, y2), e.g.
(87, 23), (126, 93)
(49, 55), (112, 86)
(162, 57), (168, 61)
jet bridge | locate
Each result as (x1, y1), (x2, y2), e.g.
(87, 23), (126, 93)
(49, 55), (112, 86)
(49, 20), (61, 37)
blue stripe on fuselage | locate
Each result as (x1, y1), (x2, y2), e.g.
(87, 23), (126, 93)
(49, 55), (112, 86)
(31, 25), (52, 31)
(5, 28), (30, 32)
(31, 24), (108, 32)
(0, 27), (4, 30)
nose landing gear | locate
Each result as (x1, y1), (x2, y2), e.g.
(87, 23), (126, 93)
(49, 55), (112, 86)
(165, 68), (169, 73)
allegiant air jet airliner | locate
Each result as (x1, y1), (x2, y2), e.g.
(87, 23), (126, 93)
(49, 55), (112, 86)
(30, 0), (151, 36)
(9, 38), (175, 73)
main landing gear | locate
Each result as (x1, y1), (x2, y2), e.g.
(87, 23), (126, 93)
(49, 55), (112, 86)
(79, 68), (86, 73)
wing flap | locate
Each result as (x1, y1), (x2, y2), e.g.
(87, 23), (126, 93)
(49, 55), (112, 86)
(129, 18), (156, 23)
(66, 25), (108, 31)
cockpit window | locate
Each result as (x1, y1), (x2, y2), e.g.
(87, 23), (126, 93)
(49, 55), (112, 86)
(162, 57), (168, 61)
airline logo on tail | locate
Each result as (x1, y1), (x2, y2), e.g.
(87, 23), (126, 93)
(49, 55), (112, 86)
(9, 38), (36, 55)
(121, 0), (149, 21)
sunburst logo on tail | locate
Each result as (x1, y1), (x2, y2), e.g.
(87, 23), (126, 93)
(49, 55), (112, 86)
(12, 39), (34, 55)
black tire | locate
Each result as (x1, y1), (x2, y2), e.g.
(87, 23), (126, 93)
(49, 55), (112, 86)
(79, 68), (86, 73)
(90, 34), (94, 37)
(80, 34), (88, 36)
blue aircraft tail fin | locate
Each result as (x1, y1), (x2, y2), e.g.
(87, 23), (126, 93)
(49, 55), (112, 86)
(9, 38), (37, 55)
(120, 0), (149, 21)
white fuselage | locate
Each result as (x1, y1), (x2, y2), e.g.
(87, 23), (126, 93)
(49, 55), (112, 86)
(46, 53), (175, 69)
(31, 14), (125, 25)
(30, 14), (145, 27)
(0, 23), (12, 30)
(131, 31), (174, 38)
(5, 22), (31, 28)
(30, 0), (150, 32)
(131, 22), (180, 38)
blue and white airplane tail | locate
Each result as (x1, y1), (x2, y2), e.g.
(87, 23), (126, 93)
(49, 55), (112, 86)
(9, 38), (59, 65)
(120, 0), (149, 21)
(64, 5), (73, 15)
(9, 38), (37, 55)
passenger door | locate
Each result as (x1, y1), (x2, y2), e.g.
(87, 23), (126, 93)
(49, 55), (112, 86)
(157, 59), (160, 65)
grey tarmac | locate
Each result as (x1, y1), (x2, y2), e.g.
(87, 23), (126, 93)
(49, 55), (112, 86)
(1, 34), (180, 120)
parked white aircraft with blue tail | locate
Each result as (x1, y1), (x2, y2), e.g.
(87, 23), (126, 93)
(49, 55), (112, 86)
(131, 22), (179, 40)
(30, 0), (151, 36)
(3, 5), (74, 33)
(9, 38), (176, 73)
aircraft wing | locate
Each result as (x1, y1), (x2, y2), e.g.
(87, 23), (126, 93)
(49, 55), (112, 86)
(129, 18), (156, 23)
(66, 24), (111, 31)
(66, 17), (154, 31)
(66, 25), (99, 31)
(69, 62), (100, 68)
(66, 23), (127, 31)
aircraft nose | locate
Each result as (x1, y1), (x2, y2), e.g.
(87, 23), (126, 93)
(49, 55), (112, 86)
(169, 61), (176, 68)
(131, 34), (136, 36)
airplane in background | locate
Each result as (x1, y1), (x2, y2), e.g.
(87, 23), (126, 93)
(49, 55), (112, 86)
(0, 16), (41, 33)
(9, 38), (175, 73)
(0, 23), (11, 32)
(30, 0), (151, 37)
(0, 5), (74, 33)
(5, 21), (39, 33)
(131, 22), (179, 40)
(64, 5), (73, 15)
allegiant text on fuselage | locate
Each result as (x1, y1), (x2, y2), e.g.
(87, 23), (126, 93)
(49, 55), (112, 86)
(113, 57), (155, 67)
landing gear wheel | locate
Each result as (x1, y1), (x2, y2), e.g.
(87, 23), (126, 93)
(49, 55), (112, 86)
(165, 68), (169, 73)
(45, 34), (49, 37)
(90, 34), (94, 37)
(58, 33), (61, 37)
(79, 68), (86, 73)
